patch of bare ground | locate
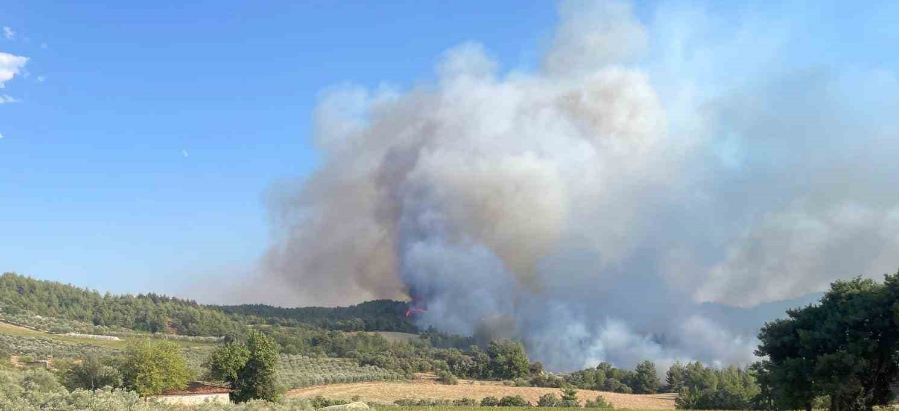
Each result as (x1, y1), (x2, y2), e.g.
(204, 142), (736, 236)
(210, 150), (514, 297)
(287, 378), (676, 409)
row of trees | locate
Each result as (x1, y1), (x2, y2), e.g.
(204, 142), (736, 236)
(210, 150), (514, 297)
(547, 360), (663, 394)
(56, 331), (282, 404)
(358, 339), (529, 380)
(53, 340), (193, 396)
(671, 363), (760, 409)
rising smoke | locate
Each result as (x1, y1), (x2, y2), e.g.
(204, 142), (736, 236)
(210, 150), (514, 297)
(258, 0), (899, 371)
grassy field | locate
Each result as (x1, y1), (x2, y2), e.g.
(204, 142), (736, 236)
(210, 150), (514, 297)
(288, 378), (676, 409)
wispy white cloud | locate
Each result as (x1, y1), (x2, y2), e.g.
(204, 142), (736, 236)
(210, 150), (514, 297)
(0, 94), (19, 104)
(2, 27), (14, 40)
(36, 76), (45, 83)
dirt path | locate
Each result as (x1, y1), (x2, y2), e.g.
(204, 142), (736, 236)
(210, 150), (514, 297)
(287, 379), (676, 409)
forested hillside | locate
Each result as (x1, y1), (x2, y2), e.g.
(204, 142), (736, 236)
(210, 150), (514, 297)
(0, 272), (241, 336)
(216, 300), (417, 332)
(0, 273), (415, 336)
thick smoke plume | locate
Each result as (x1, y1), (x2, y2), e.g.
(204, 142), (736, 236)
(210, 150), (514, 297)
(259, 0), (899, 371)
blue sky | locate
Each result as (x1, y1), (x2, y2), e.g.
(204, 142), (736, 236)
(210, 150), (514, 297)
(1, 0), (898, 303)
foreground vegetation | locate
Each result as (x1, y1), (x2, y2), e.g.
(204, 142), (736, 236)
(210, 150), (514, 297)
(6, 270), (899, 411)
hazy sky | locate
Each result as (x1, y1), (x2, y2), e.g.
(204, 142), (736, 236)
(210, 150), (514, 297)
(1, 0), (897, 304)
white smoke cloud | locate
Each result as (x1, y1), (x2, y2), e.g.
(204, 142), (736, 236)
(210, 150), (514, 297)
(257, 0), (899, 370)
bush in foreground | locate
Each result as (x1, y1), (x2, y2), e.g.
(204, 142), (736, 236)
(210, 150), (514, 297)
(559, 387), (581, 407)
(499, 395), (530, 406)
(481, 396), (500, 406)
(538, 393), (559, 407)
(454, 398), (478, 406)
(585, 395), (614, 408)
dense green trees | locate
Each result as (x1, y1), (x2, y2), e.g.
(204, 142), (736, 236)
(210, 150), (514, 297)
(674, 363), (759, 410)
(121, 340), (193, 396)
(755, 274), (899, 411)
(210, 330), (281, 403)
(666, 361), (685, 393)
(633, 360), (661, 394)
(546, 361), (644, 394)
(214, 300), (417, 332)
(0, 273), (416, 337)
(0, 272), (242, 336)
(487, 340), (530, 380)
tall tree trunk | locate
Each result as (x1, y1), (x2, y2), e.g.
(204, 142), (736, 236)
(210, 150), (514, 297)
(807, 401), (813, 411)
(831, 394), (840, 411)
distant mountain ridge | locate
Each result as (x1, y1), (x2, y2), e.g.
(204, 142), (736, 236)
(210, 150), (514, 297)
(698, 292), (825, 335)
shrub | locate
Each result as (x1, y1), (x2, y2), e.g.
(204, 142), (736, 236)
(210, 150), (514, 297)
(395, 398), (452, 406)
(531, 373), (564, 388)
(454, 398), (478, 406)
(394, 399), (417, 406)
(482, 395), (500, 406)
(585, 395), (614, 408)
(22, 368), (64, 393)
(538, 393), (560, 407)
(437, 369), (458, 385)
(560, 386), (581, 407)
(514, 377), (531, 387)
(500, 395), (530, 406)
(60, 355), (122, 391)
(312, 395), (349, 408)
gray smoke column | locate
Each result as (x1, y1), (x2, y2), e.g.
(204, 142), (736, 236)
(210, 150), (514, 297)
(261, 0), (899, 370)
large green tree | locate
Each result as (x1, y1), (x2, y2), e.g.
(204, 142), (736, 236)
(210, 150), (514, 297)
(756, 273), (899, 411)
(210, 330), (281, 403)
(633, 360), (661, 394)
(666, 361), (686, 393)
(121, 340), (193, 396)
(485, 340), (529, 380)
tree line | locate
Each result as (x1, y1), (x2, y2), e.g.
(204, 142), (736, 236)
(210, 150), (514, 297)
(0, 272), (416, 335)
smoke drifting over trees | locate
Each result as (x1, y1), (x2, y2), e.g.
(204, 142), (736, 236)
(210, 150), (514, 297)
(256, 0), (899, 371)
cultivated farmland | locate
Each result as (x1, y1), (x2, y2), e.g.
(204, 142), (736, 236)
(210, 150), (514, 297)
(287, 378), (677, 409)
(277, 354), (404, 389)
